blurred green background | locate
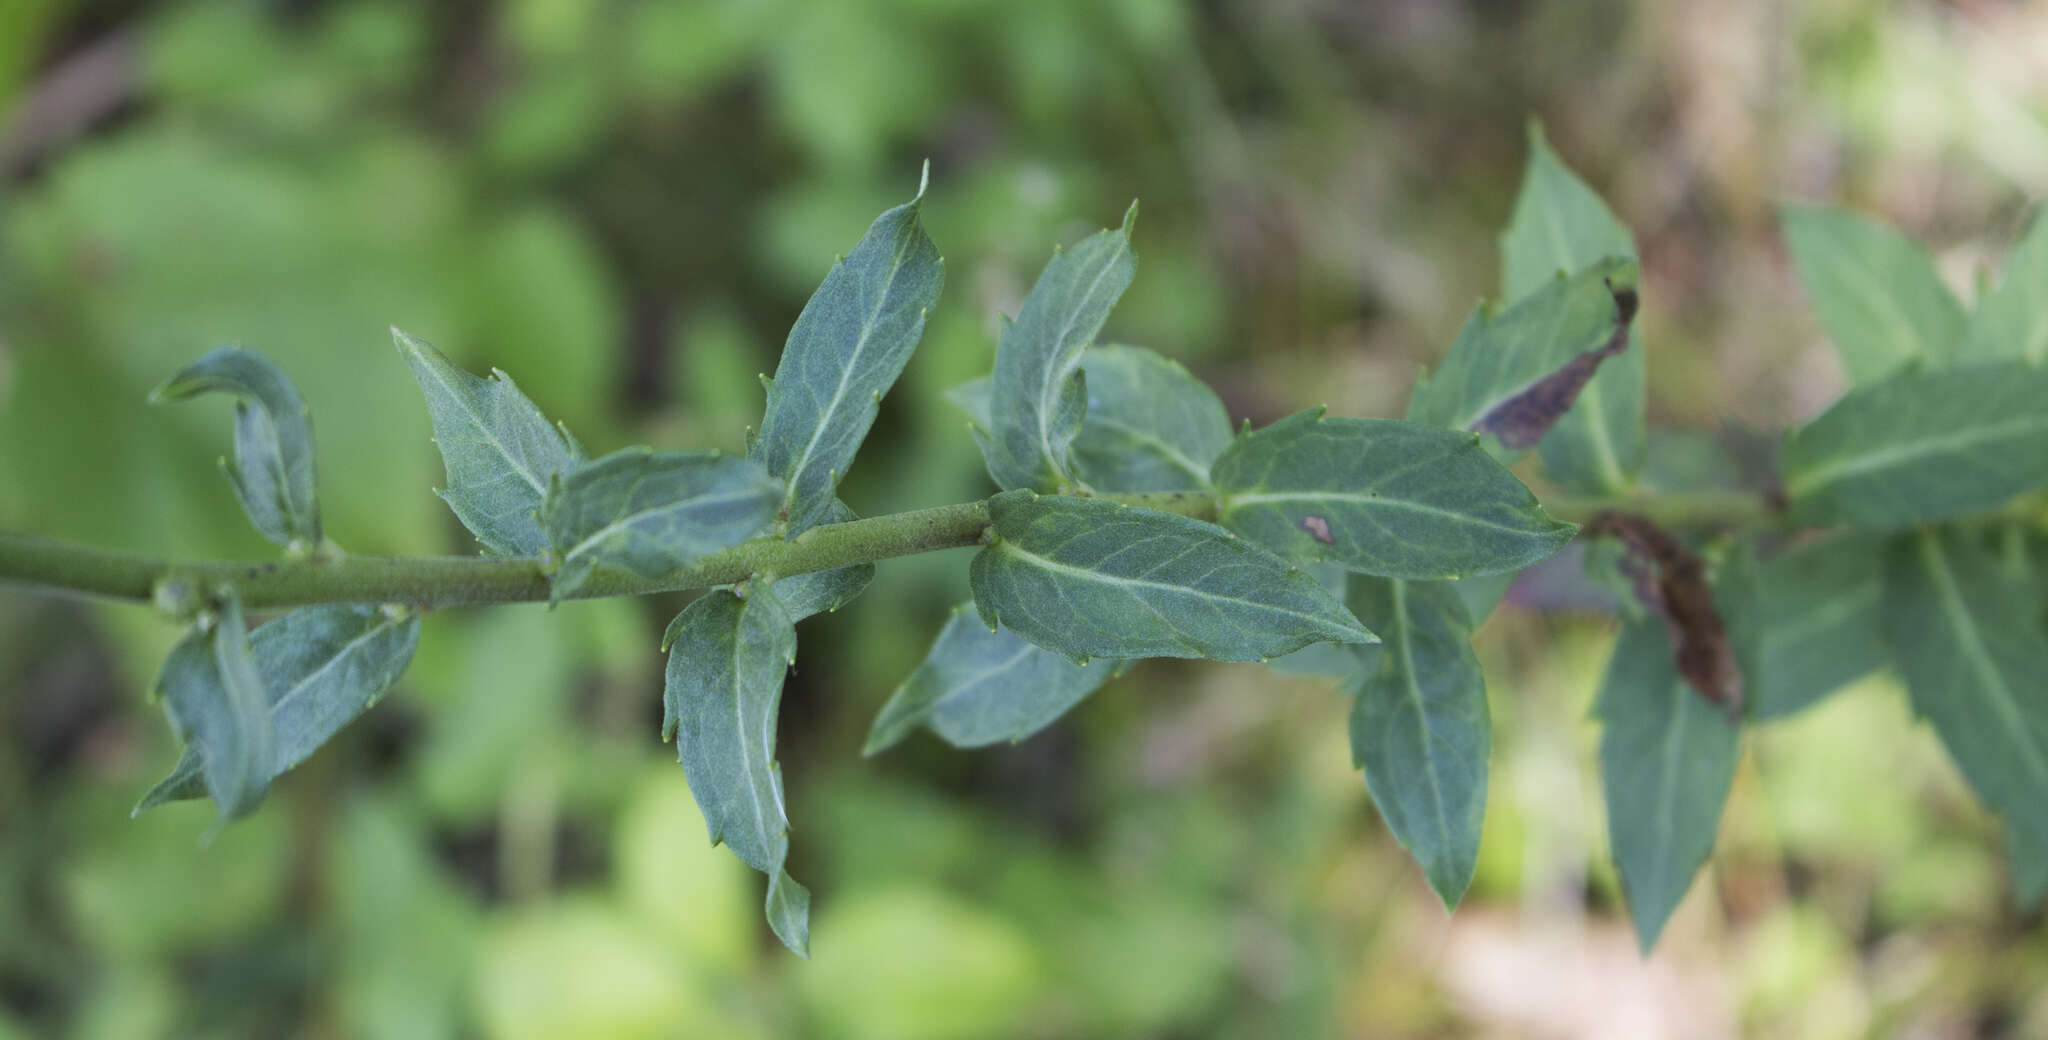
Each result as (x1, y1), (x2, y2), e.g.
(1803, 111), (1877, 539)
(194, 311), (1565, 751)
(3, 1), (2047, 1036)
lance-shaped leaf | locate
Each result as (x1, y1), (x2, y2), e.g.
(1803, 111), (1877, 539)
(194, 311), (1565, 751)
(769, 499), (876, 622)
(1406, 259), (1636, 436)
(866, 604), (1121, 754)
(1499, 126), (1646, 494)
(982, 205), (1139, 491)
(137, 605), (422, 813)
(1744, 534), (1889, 720)
(752, 176), (945, 536)
(1781, 203), (1966, 383)
(1962, 207), (2048, 366)
(1883, 530), (2048, 867)
(1597, 617), (1742, 952)
(660, 586), (809, 955)
(1212, 408), (1576, 580)
(1345, 578), (1489, 910)
(541, 448), (780, 601)
(394, 328), (581, 555)
(152, 346), (322, 547)
(1780, 361), (2048, 530)
(1068, 345), (1232, 492)
(152, 592), (275, 822)
(969, 490), (1373, 662)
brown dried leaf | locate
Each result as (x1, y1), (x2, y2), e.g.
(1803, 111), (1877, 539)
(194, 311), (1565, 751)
(1583, 511), (1743, 716)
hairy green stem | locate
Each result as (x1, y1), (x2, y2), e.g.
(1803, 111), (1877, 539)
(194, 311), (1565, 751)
(0, 486), (1790, 612)
(0, 491), (1222, 611)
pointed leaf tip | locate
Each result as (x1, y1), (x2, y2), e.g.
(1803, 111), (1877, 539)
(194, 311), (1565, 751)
(915, 158), (931, 200)
(1121, 199), (1140, 235)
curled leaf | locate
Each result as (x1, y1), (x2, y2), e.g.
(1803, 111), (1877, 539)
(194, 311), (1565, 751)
(152, 346), (322, 547)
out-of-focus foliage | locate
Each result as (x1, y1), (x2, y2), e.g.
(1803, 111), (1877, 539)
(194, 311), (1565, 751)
(4, 0), (2048, 1036)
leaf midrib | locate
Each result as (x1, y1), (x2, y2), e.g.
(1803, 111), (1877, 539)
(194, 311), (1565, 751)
(1080, 413), (1213, 482)
(1918, 534), (2048, 797)
(1026, 245), (1125, 482)
(776, 216), (925, 516)
(1389, 580), (1457, 870)
(1220, 489), (1553, 538)
(267, 615), (405, 763)
(406, 348), (557, 496)
(1786, 412), (2048, 498)
(989, 537), (1365, 640)
(562, 482), (775, 566)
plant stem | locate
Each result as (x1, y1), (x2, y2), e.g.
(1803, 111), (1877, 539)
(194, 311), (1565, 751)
(0, 491), (1223, 611)
(0, 486), (1792, 612)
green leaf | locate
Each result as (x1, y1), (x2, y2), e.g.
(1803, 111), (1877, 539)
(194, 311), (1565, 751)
(1961, 207), (2048, 366)
(1745, 535), (1888, 720)
(1780, 203), (1967, 383)
(660, 585), (809, 956)
(1498, 125), (1646, 493)
(1780, 361), (2048, 530)
(151, 346), (321, 547)
(152, 591), (275, 821)
(982, 205), (1139, 492)
(752, 178), (945, 536)
(1211, 408), (1576, 580)
(865, 604), (1120, 755)
(541, 447), (780, 601)
(1883, 530), (2048, 867)
(1344, 578), (1489, 909)
(394, 327), (582, 555)
(968, 491), (1374, 663)
(1597, 618), (1742, 952)
(1068, 345), (1231, 492)
(769, 499), (875, 622)
(137, 604), (422, 814)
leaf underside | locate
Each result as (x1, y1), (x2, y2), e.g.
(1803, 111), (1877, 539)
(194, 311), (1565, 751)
(394, 328), (581, 555)
(662, 586), (810, 956)
(541, 447), (781, 601)
(982, 207), (1138, 492)
(867, 604), (1121, 754)
(752, 185), (945, 537)
(139, 605), (421, 815)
